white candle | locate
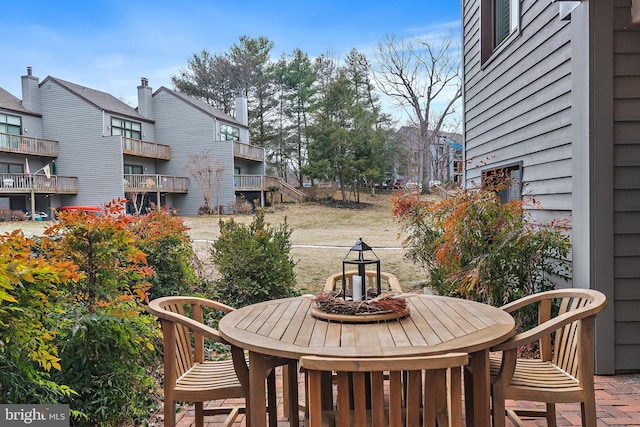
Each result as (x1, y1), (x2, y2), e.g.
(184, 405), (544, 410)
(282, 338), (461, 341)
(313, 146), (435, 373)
(352, 275), (363, 301)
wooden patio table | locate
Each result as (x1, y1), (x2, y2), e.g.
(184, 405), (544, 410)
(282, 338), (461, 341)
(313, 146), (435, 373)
(219, 293), (515, 427)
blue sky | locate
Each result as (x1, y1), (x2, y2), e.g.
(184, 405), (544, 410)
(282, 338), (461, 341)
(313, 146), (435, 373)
(2, 0), (461, 123)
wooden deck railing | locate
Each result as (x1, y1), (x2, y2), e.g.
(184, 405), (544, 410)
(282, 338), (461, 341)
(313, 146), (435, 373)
(0, 132), (58, 157)
(123, 174), (189, 193)
(233, 142), (264, 162)
(0, 173), (77, 194)
(122, 137), (171, 160)
(234, 175), (306, 202)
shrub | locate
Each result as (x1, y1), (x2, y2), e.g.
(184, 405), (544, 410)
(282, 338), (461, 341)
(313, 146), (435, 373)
(0, 231), (80, 404)
(210, 208), (298, 307)
(392, 189), (572, 331)
(129, 206), (200, 299)
(234, 194), (253, 214)
(51, 302), (159, 427)
(198, 205), (216, 215)
(0, 209), (27, 222)
(40, 199), (160, 425)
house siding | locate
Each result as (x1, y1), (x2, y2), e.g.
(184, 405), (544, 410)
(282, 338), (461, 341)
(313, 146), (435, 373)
(152, 89), (235, 216)
(612, 0), (640, 372)
(40, 81), (124, 207)
(463, 0), (573, 223)
(464, 0), (640, 372)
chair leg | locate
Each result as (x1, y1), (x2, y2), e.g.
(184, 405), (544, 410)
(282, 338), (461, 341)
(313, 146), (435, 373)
(581, 398), (597, 427)
(267, 369), (277, 427)
(464, 365), (475, 426)
(546, 403), (557, 427)
(491, 383), (506, 427)
(195, 401), (204, 427)
(165, 400), (176, 427)
(450, 366), (463, 427)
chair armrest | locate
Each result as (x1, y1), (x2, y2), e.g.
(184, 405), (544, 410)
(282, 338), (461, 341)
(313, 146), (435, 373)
(158, 310), (227, 343)
(148, 296), (234, 344)
(491, 308), (599, 352)
(499, 288), (606, 313)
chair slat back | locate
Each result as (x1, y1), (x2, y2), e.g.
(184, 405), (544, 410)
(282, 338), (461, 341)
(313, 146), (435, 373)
(552, 294), (597, 377)
(159, 301), (195, 379)
(325, 271), (402, 293)
(301, 353), (468, 427)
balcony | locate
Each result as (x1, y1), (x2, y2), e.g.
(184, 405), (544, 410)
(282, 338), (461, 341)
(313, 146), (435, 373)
(234, 142), (264, 162)
(234, 175), (279, 190)
(0, 132), (58, 157)
(123, 174), (189, 193)
(122, 137), (171, 160)
(0, 173), (78, 194)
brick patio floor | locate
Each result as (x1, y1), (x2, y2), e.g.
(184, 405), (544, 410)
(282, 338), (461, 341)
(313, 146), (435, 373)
(160, 368), (640, 426)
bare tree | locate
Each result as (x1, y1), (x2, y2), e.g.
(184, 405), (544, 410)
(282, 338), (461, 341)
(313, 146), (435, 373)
(184, 150), (226, 214)
(374, 31), (461, 190)
(125, 189), (145, 215)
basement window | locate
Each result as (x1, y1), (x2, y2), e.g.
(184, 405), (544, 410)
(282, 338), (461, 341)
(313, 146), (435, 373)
(482, 162), (522, 203)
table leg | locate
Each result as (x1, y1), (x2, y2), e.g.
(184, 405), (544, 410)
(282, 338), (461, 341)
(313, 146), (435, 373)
(466, 350), (490, 427)
(249, 351), (269, 427)
(286, 360), (300, 426)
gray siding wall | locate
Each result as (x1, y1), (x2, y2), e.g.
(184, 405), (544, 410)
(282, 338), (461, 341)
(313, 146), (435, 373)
(39, 81), (124, 208)
(464, 0), (640, 373)
(463, 0), (573, 226)
(140, 121), (155, 143)
(152, 89), (235, 216)
(21, 115), (43, 139)
(235, 159), (264, 175)
(612, 0), (640, 372)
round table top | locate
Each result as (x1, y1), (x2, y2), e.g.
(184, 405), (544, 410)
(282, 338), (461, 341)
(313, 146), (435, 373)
(219, 294), (515, 359)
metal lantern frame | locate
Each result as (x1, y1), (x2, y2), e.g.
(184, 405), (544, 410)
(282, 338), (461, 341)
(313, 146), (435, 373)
(342, 238), (381, 299)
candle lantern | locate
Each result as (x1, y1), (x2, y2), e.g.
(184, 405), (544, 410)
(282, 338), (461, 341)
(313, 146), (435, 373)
(342, 238), (381, 299)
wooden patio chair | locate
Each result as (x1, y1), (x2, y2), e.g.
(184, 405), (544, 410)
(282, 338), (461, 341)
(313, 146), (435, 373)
(489, 289), (608, 427)
(300, 353), (469, 427)
(324, 270), (403, 294)
(148, 296), (284, 427)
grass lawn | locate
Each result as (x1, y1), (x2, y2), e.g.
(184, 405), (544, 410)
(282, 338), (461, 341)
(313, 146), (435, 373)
(0, 191), (430, 293)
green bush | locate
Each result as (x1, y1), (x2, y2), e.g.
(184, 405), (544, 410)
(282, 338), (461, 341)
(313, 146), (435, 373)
(210, 208), (298, 307)
(392, 190), (572, 331)
(129, 207), (200, 299)
(52, 302), (159, 427)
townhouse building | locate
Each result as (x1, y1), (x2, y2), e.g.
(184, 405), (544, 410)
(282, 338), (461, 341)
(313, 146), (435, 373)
(0, 67), (301, 217)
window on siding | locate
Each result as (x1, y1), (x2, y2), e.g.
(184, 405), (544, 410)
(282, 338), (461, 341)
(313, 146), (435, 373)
(124, 164), (143, 175)
(481, 0), (520, 63)
(111, 117), (141, 139)
(482, 163), (522, 203)
(220, 123), (240, 141)
(0, 162), (24, 174)
(0, 113), (22, 135)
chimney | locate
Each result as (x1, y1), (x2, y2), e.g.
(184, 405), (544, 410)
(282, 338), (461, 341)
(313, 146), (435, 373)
(21, 66), (41, 112)
(234, 92), (248, 126)
(137, 77), (153, 119)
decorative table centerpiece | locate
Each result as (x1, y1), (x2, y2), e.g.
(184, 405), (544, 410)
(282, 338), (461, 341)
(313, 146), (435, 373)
(311, 291), (409, 323)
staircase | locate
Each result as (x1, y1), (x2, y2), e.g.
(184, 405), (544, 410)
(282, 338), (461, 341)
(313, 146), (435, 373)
(278, 179), (306, 203)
